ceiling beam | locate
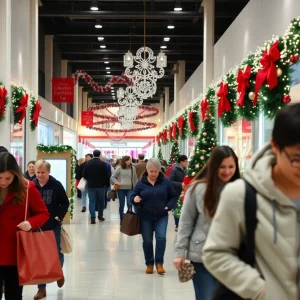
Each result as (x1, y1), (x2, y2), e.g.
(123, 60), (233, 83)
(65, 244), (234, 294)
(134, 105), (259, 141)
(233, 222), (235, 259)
(62, 50), (202, 55)
(54, 33), (203, 38)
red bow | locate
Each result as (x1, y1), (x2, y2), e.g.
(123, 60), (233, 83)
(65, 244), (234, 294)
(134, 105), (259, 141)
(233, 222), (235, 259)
(163, 130), (167, 142)
(32, 100), (42, 127)
(200, 98), (210, 120)
(254, 41), (280, 106)
(16, 93), (29, 124)
(169, 125), (173, 140)
(236, 66), (252, 107)
(178, 116), (185, 136)
(173, 122), (177, 140)
(188, 111), (196, 132)
(0, 86), (8, 119)
(217, 82), (231, 117)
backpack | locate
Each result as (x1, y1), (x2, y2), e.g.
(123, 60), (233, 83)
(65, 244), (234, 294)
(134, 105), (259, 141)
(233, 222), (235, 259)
(212, 179), (257, 300)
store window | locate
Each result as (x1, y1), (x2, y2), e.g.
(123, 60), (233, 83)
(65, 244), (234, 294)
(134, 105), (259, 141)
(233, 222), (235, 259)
(11, 123), (24, 168)
(63, 128), (76, 149)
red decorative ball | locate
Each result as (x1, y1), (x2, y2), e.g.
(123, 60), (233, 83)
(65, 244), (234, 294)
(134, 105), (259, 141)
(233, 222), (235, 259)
(290, 55), (299, 64)
(230, 120), (234, 124)
(283, 95), (291, 104)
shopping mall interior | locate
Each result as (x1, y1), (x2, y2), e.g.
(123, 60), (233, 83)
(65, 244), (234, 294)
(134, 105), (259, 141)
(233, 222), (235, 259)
(0, 0), (300, 299)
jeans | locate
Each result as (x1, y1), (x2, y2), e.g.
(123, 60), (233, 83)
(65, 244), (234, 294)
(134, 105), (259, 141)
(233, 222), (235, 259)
(117, 189), (133, 220)
(0, 266), (23, 300)
(191, 262), (215, 300)
(88, 188), (105, 218)
(81, 188), (87, 207)
(104, 187), (110, 208)
(174, 215), (179, 228)
(140, 216), (168, 265)
(38, 224), (64, 289)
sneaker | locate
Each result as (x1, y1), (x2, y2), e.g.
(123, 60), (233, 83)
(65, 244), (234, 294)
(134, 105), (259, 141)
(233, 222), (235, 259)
(34, 288), (46, 299)
(145, 265), (154, 274)
(57, 276), (65, 288)
(81, 206), (86, 212)
(98, 216), (105, 222)
(91, 218), (96, 224)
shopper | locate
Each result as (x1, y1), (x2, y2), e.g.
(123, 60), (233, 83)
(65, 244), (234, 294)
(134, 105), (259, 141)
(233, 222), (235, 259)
(24, 160), (36, 181)
(79, 154), (93, 212)
(33, 160), (70, 300)
(75, 158), (85, 199)
(203, 103), (300, 300)
(169, 154), (188, 231)
(132, 158), (177, 275)
(0, 152), (49, 300)
(83, 150), (110, 224)
(111, 156), (138, 221)
(173, 146), (240, 300)
(100, 156), (112, 209)
(135, 153), (147, 179)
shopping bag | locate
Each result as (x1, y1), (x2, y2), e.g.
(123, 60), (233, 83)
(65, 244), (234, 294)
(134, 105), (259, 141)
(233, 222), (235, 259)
(120, 208), (140, 236)
(108, 190), (117, 201)
(77, 178), (87, 191)
(17, 230), (64, 285)
(60, 226), (72, 254)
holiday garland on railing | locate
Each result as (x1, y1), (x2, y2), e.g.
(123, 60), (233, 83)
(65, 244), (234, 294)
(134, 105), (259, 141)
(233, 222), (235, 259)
(0, 82), (8, 122)
(36, 144), (76, 219)
(29, 96), (42, 131)
(11, 85), (29, 125)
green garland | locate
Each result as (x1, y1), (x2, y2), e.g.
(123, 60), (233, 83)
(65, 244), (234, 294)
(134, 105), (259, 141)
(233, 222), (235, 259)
(11, 85), (28, 125)
(157, 147), (164, 161)
(29, 95), (41, 131)
(0, 82), (8, 122)
(189, 103), (200, 137)
(168, 140), (180, 166)
(179, 110), (188, 140)
(36, 144), (76, 219)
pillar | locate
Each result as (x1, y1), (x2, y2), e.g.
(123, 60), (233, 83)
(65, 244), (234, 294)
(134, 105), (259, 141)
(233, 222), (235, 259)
(78, 86), (83, 125)
(174, 60), (186, 114)
(73, 79), (78, 121)
(0, 0), (12, 150)
(159, 94), (164, 129)
(202, 0), (215, 91)
(87, 97), (92, 109)
(44, 35), (54, 102)
(164, 87), (169, 124)
(60, 59), (68, 112)
(82, 91), (88, 111)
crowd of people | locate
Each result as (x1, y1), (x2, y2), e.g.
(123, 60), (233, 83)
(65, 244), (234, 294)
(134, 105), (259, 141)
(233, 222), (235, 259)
(1, 103), (300, 300)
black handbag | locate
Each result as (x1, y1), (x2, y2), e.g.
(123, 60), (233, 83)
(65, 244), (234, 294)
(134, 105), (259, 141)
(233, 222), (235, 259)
(212, 180), (257, 300)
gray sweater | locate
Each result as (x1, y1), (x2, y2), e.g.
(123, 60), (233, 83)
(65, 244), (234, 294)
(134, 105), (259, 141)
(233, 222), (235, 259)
(110, 166), (138, 190)
(174, 183), (212, 263)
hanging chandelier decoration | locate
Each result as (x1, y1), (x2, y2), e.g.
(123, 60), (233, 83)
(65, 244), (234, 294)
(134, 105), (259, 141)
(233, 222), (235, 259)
(117, 86), (143, 107)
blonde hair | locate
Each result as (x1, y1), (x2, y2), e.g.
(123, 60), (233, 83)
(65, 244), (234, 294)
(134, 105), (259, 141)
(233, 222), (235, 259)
(35, 160), (51, 172)
(78, 158), (85, 165)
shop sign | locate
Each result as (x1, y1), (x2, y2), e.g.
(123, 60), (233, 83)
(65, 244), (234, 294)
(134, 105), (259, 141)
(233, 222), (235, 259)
(111, 142), (127, 147)
(52, 78), (74, 103)
(81, 111), (94, 126)
(242, 120), (252, 133)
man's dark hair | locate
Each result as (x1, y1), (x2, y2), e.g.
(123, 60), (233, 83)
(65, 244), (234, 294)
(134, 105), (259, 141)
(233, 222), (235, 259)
(178, 155), (188, 163)
(0, 146), (8, 153)
(272, 103), (300, 150)
(93, 149), (101, 158)
(138, 153), (145, 160)
(85, 153), (93, 159)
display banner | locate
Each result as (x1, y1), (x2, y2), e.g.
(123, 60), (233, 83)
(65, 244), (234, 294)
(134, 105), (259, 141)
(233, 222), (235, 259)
(81, 111), (94, 126)
(52, 78), (74, 103)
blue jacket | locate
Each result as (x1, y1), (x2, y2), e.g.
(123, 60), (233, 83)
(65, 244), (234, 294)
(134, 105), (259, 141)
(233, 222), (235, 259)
(131, 172), (177, 220)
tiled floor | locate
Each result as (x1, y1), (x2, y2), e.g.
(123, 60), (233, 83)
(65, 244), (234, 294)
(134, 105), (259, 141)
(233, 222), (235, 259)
(22, 198), (195, 300)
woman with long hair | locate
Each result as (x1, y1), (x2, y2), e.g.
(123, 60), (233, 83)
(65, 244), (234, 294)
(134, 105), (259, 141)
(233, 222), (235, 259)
(0, 152), (49, 300)
(111, 156), (138, 221)
(173, 146), (240, 300)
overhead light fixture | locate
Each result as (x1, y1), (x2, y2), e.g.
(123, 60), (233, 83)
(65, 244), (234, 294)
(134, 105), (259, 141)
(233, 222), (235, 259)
(97, 37), (104, 41)
(107, 71), (111, 74)
(174, 0), (182, 11)
(104, 61), (109, 64)
(90, 0), (98, 11)
(160, 45), (167, 49)
(95, 17), (102, 28)
(106, 67), (110, 70)
(167, 21), (175, 29)
(100, 45), (106, 48)
(164, 37), (170, 42)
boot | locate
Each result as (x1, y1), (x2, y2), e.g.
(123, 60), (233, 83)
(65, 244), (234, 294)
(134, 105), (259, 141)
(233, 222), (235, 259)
(34, 288), (46, 300)
(156, 264), (165, 275)
(145, 265), (154, 274)
(57, 276), (65, 288)
(81, 206), (86, 212)
(91, 217), (96, 224)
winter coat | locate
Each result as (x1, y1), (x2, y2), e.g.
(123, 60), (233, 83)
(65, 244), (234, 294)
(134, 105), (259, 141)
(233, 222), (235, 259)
(131, 171), (177, 220)
(111, 165), (138, 190)
(169, 163), (186, 197)
(0, 181), (49, 265)
(83, 158), (110, 188)
(203, 144), (299, 300)
(134, 161), (147, 179)
(33, 176), (69, 231)
(75, 164), (82, 180)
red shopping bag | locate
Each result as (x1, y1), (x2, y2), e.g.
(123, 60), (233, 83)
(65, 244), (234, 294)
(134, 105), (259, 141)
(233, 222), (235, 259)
(17, 230), (63, 285)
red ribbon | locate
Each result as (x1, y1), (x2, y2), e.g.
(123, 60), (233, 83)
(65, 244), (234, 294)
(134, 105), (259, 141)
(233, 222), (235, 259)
(163, 130), (167, 143)
(32, 100), (42, 127)
(200, 98), (210, 120)
(178, 116), (185, 136)
(173, 122), (177, 140)
(0, 86), (8, 118)
(188, 111), (196, 132)
(16, 93), (29, 124)
(217, 82), (231, 117)
(236, 66), (252, 107)
(169, 125), (173, 140)
(254, 41), (280, 106)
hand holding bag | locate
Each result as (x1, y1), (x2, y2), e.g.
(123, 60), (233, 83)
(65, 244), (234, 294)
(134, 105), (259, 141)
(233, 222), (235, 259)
(120, 207), (140, 236)
(17, 181), (64, 285)
(60, 226), (72, 254)
(77, 178), (87, 191)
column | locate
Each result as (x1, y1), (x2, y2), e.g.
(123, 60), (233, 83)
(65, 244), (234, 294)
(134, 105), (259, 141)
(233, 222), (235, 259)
(174, 60), (186, 115)
(164, 87), (169, 124)
(78, 86), (83, 125)
(202, 0), (215, 91)
(82, 91), (88, 111)
(0, 0), (12, 150)
(44, 35), (54, 102)
(87, 97), (92, 109)
(73, 79), (78, 121)
(159, 94), (164, 129)
(61, 59), (68, 112)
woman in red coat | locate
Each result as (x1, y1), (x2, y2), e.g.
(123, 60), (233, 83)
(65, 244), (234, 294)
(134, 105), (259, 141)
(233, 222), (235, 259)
(0, 152), (49, 300)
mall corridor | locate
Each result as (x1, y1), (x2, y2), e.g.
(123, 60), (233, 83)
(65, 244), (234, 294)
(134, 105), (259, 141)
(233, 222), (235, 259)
(22, 200), (194, 300)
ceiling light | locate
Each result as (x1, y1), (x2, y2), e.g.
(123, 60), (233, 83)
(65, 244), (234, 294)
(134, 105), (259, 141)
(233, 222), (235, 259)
(174, 0), (182, 11)
(95, 17), (102, 28)
(107, 71), (111, 74)
(164, 37), (170, 42)
(167, 21), (175, 29)
(100, 45), (106, 48)
(97, 37), (104, 41)
(104, 61), (109, 64)
(90, 0), (98, 11)
(160, 45), (167, 49)
(106, 67), (110, 70)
